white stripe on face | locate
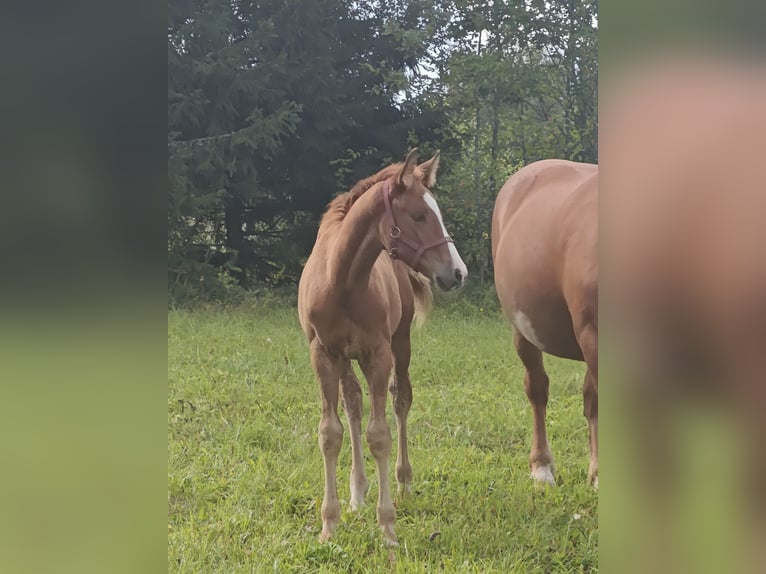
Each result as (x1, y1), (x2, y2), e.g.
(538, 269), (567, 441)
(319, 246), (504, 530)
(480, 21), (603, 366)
(423, 192), (468, 278)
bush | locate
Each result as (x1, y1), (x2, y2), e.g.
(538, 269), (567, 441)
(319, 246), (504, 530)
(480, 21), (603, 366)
(433, 277), (502, 317)
(168, 269), (498, 318)
(168, 261), (247, 308)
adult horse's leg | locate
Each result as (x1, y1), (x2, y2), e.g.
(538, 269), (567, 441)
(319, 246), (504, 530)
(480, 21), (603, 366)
(360, 344), (398, 546)
(390, 328), (413, 496)
(515, 330), (556, 485)
(310, 340), (344, 542)
(340, 362), (369, 510)
(571, 282), (598, 487)
(578, 321), (598, 487)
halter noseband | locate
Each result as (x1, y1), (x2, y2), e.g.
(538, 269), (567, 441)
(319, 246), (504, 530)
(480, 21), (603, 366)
(381, 180), (453, 268)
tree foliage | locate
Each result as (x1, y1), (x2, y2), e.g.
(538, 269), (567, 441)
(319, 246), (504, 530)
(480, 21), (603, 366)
(423, 0), (598, 281)
(168, 0), (597, 303)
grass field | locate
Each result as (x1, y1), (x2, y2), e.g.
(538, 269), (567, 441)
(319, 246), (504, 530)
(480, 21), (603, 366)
(168, 299), (597, 573)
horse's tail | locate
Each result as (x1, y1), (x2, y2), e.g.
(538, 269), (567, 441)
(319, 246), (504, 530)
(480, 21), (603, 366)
(408, 270), (433, 328)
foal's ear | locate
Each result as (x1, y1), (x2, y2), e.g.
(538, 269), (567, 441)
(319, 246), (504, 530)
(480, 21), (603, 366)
(395, 148), (419, 191)
(419, 150), (440, 188)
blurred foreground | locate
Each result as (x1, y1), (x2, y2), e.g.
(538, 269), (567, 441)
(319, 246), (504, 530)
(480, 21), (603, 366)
(601, 53), (766, 574)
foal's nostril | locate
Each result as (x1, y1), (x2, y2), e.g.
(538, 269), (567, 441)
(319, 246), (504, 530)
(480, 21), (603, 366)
(455, 268), (463, 282)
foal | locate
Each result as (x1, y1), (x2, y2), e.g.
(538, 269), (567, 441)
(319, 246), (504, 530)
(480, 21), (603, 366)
(298, 149), (467, 546)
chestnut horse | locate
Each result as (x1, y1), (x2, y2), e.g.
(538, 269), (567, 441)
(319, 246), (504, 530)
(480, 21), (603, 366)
(298, 149), (467, 546)
(491, 160), (598, 487)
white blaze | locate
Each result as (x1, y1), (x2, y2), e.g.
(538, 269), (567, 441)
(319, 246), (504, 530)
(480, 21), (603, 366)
(423, 192), (468, 279)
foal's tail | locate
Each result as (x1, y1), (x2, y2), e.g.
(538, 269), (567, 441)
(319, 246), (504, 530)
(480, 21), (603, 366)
(408, 270), (433, 328)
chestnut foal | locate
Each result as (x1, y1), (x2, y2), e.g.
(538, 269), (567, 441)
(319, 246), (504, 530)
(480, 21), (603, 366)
(298, 149), (467, 545)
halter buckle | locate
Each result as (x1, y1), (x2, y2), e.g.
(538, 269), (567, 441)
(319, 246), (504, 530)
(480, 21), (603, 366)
(389, 225), (401, 239)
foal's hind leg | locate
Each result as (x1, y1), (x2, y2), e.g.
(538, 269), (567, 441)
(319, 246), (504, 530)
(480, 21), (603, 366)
(310, 340), (344, 542)
(391, 329), (413, 496)
(515, 330), (556, 485)
(340, 362), (369, 510)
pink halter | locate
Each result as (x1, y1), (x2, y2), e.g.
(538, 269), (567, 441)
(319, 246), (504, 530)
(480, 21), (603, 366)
(381, 180), (453, 268)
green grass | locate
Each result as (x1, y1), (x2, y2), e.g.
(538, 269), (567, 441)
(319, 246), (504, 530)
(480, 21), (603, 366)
(168, 301), (597, 573)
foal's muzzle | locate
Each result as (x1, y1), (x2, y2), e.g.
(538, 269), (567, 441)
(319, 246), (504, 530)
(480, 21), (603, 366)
(435, 266), (465, 291)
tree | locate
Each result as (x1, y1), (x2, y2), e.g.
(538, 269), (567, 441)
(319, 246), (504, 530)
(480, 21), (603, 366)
(167, 0), (598, 300)
(412, 0), (598, 283)
(168, 0), (444, 300)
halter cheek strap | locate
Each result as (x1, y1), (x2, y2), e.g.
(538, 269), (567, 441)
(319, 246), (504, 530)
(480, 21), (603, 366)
(381, 180), (453, 268)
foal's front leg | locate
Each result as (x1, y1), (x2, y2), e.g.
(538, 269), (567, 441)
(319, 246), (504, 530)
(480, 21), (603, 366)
(310, 340), (344, 542)
(360, 345), (398, 546)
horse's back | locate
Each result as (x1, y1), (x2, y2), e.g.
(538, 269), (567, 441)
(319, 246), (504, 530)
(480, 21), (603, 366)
(492, 160), (598, 360)
(492, 161), (596, 250)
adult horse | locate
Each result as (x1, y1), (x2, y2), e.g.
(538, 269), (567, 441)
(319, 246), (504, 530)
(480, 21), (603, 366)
(491, 160), (598, 487)
(298, 149), (467, 546)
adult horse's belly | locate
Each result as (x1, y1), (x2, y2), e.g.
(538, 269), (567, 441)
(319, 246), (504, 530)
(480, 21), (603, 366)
(493, 207), (583, 360)
(492, 160), (597, 361)
(495, 253), (583, 360)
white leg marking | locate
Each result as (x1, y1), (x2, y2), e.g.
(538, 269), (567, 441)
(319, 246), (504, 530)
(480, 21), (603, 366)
(350, 479), (367, 511)
(513, 311), (546, 352)
(531, 464), (556, 486)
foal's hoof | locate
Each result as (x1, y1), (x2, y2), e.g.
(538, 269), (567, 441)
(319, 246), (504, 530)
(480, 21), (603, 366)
(382, 526), (399, 547)
(530, 465), (556, 486)
(397, 483), (412, 499)
(319, 519), (338, 543)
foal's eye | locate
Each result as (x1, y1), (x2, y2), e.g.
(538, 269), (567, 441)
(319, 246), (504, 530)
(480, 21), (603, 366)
(412, 212), (427, 223)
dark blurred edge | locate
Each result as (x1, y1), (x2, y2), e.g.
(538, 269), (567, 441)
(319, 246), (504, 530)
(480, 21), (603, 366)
(0, 1), (166, 573)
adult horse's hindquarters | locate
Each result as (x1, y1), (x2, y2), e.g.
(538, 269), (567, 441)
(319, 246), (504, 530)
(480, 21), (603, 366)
(492, 159), (598, 487)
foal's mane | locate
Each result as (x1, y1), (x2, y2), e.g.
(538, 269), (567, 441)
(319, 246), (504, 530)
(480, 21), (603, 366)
(318, 163), (402, 235)
(317, 159), (434, 324)
(319, 161), (429, 236)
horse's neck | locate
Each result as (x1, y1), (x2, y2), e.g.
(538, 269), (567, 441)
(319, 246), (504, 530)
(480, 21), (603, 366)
(328, 186), (385, 296)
